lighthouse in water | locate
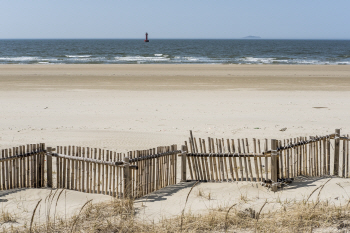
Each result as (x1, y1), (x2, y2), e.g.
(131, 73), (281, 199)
(144, 32), (149, 42)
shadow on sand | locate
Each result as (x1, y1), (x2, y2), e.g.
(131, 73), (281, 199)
(0, 188), (29, 203)
(134, 176), (336, 203)
(134, 181), (197, 204)
(279, 175), (335, 191)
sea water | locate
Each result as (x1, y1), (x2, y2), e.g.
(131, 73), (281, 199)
(0, 39), (349, 65)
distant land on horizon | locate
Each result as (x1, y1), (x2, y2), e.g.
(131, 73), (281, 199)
(243, 36), (262, 39)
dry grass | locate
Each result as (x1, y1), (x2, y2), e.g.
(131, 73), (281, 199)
(196, 188), (211, 200)
(29, 199), (42, 233)
(2, 196), (350, 233)
(0, 210), (16, 224)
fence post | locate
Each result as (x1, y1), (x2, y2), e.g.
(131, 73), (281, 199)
(271, 139), (278, 192)
(334, 129), (340, 176)
(37, 143), (43, 188)
(41, 143), (45, 188)
(123, 157), (131, 199)
(181, 145), (187, 182)
(47, 147), (53, 188)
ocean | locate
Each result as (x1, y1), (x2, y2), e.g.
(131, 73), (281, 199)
(0, 39), (349, 65)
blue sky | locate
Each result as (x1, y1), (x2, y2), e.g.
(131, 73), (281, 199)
(1, 0), (349, 39)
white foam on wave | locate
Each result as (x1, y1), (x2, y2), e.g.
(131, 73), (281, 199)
(65, 55), (92, 58)
(184, 57), (199, 61)
(337, 62), (350, 65)
(64, 57), (107, 62)
(0, 56), (39, 61)
(272, 60), (289, 63)
(291, 59), (321, 65)
(239, 57), (276, 64)
(172, 56), (226, 63)
(236, 57), (350, 65)
(0, 55), (347, 65)
(0, 57), (60, 63)
(115, 56), (170, 62)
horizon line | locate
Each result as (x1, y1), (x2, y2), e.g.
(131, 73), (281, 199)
(1, 38), (350, 40)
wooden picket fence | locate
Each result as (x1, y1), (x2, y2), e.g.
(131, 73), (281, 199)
(48, 146), (127, 197)
(0, 144), (180, 199)
(128, 145), (179, 198)
(182, 129), (349, 191)
(0, 129), (349, 197)
(47, 145), (180, 198)
(0, 143), (46, 190)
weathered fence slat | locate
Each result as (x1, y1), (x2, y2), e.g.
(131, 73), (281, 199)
(271, 139), (278, 192)
(227, 139), (235, 181)
(346, 134), (350, 177)
(334, 129), (341, 176)
(257, 139), (263, 182)
(112, 152), (116, 197)
(245, 139), (254, 182)
(1, 150), (5, 190)
(202, 140), (210, 181)
(278, 140), (282, 179)
(211, 138), (218, 181)
(26, 145), (30, 188)
(63, 146), (67, 188)
(47, 147), (53, 188)
(253, 139), (259, 182)
(185, 142), (193, 180)
(342, 137), (346, 178)
(264, 139), (268, 181)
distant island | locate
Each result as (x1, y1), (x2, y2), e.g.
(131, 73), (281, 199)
(243, 36), (261, 39)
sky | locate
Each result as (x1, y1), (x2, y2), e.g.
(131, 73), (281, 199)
(1, 0), (349, 39)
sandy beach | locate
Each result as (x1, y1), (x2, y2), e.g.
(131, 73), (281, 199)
(1, 64), (350, 149)
(1, 64), (350, 230)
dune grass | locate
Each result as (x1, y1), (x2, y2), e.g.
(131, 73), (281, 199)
(1, 195), (350, 233)
(2, 179), (350, 232)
